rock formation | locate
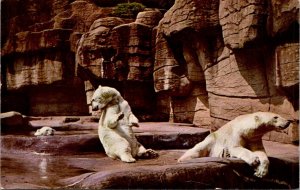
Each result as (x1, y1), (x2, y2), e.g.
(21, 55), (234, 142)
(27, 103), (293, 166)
(1, 0), (298, 143)
(1, 0), (115, 115)
(154, 0), (299, 143)
(1, 0), (163, 118)
(75, 10), (163, 118)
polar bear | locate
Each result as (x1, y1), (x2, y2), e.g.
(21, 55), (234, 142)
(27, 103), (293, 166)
(178, 112), (291, 178)
(91, 85), (158, 162)
(34, 126), (55, 136)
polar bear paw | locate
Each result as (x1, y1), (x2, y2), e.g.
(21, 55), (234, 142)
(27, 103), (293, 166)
(120, 154), (136, 163)
(129, 114), (139, 127)
(254, 161), (269, 178)
(140, 149), (159, 159)
(254, 166), (268, 178)
(145, 149), (159, 158)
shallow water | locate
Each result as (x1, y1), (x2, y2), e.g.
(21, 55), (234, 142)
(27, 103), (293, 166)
(1, 152), (106, 189)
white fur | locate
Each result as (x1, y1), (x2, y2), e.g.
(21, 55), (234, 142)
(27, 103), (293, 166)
(178, 112), (291, 178)
(92, 85), (158, 162)
(34, 127), (55, 136)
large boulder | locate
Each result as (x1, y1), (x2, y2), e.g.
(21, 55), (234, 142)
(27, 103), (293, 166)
(1, 111), (30, 132)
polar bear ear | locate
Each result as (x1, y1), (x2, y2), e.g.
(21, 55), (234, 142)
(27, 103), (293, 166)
(254, 115), (261, 124)
(98, 85), (102, 89)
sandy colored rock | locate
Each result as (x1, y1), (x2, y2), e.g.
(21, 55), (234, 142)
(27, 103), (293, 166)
(219, 0), (268, 49)
(274, 43), (299, 88)
(135, 10), (163, 27)
(267, 0), (299, 36)
(153, 0), (298, 143)
(205, 47), (269, 97)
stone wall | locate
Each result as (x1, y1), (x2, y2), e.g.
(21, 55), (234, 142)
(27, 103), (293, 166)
(75, 10), (164, 120)
(154, 0), (299, 143)
(1, 0), (116, 116)
(1, 0), (166, 120)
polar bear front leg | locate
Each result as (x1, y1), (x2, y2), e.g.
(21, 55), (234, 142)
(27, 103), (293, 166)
(106, 112), (124, 129)
(102, 104), (123, 129)
(252, 150), (269, 178)
(229, 147), (260, 167)
(129, 113), (139, 127)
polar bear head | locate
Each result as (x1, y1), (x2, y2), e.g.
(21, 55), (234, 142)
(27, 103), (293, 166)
(91, 85), (121, 111)
(254, 112), (291, 131)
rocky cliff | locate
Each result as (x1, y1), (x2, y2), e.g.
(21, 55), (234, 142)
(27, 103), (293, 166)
(1, 0), (116, 115)
(154, 0), (299, 143)
(1, 0), (166, 119)
(1, 0), (299, 143)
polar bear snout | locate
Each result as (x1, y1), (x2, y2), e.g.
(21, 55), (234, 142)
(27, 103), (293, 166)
(274, 116), (291, 130)
(91, 99), (104, 111)
(91, 102), (99, 111)
(280, 120), (291, 129)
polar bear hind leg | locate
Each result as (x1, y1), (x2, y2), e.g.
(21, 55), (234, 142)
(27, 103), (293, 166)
(136, 145), (159, 159)
(102, 133), (136, 163)
(115, 142), (136, 163)
(120, 152), (136, 163)
(178, 134), (215, 162)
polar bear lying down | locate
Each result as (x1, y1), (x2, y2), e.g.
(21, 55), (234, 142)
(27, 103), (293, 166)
(178, 112), (291, 178)
(91, 85), (158, 162)
(34, 126), (55, 136)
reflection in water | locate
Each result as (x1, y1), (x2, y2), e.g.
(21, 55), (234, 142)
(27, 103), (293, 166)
(1, 152), (105, 188)
(39, 158), (48, 179)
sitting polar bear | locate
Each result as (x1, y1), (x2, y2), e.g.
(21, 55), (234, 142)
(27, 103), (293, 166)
(34, 126), (55, 136)
(91, 85), (158, 162)
(178, 112), (291, 178)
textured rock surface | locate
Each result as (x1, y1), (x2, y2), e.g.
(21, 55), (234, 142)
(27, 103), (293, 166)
(1, 0), (115, 116)
(1, 0), (163, 119)
(1, 119), (298, 189)
(1, 151), (298, 189)
(154, 0), (299, 143)
(219, 0), (268, 49)
(75, 10), (163, 118)
(274, 43), (299, 88)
